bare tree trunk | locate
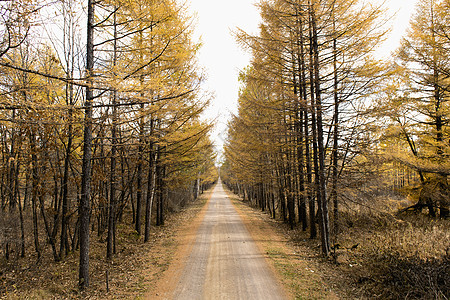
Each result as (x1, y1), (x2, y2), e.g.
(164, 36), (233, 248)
(79, 0), (94, 289)
(308, 8), (318, 240)
(331, 20), (339, 238)
(39, 193), (60, 261)
(155, 146), (165, 226)
(60, 0), (76, 260)
(286, 115), (295, 229)
(107, 10), (118, 260)
(16, 162), (25, 257)
(60, 107), (73, 258)
(311, 1), (330, 256)
(135, 112), (144, 234)
(295, 12), (308, 231)
(30, 133), (41, 260)
(144, 127), (155, 242)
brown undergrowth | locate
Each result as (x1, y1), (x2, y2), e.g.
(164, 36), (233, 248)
(336, 212), (449, 299)
(0, 189), (211, 299)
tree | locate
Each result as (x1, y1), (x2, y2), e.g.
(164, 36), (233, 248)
(379, 0), (450, 218)
(78, 0), (94, 289)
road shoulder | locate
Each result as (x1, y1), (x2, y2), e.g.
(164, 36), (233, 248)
(227, 189), (339, 300)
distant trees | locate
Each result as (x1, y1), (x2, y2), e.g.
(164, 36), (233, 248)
(0, 0), (216, 290)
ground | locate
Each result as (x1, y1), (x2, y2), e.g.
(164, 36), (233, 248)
(2, 182), (448, 299)
(150, 181), (288, 299)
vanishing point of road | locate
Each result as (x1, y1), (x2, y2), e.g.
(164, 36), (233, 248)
(169, 179), (286, 300)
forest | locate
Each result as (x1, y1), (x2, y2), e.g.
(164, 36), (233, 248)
(221, 0), (449, 298)
(0, 0), (449, 298)
(0, 0), (217, 293)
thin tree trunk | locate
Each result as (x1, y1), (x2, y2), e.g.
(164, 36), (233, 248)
(311, 1), (330, 256)
(331, 20), (339, 238)
(30, 133), (41, 260)
(60, 112), (72, 258)
(144, 136), (155, 242)
(79, 0), (94, 289)
(60, 0), (75, 259)
(135, 126), (143, 234)
(107, 10), (118, 260)
(155, 146), (165, 226)
(39, 193), (60, 261)
(308, 7), (318, 240)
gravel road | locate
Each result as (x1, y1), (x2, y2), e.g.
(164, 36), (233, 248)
(171, 180), (286, 300)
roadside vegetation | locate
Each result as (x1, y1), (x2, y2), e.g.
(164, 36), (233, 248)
(227, 186), (449, 299)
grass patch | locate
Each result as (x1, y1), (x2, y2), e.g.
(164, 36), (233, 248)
(266, 246), (332, 300)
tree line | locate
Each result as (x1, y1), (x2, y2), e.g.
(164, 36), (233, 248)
(221, 0), (449, 257)
(0, 0), (217, 289)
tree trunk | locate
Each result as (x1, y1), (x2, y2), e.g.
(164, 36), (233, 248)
(331, 28), (339, 238)
(311, 1), (330, 256)
(30, 133), (41, 260)
(107, 10), (118, 260)
(144, 139), (155, 242)
(308, 8), (317, 240)
(155, 147), (163, 226)
(60, 109), (73, 258)
(79, 0), (94, 289)
(16, 162), (25, 257)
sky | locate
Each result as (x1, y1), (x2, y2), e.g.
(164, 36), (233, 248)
(187, 0), (261, 155)
(187, 0), (420, 156)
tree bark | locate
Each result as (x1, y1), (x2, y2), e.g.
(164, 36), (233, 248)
(331, 12), (339, 238)
(79, 0), (94, 289)
(308, 6), (318, 240)
(144, 138), (155, 242)
(107, 9), (118, 260)
(310, 1), (330, 256)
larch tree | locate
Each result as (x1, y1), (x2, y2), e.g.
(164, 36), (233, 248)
(225, 0), (389, 256)
(379, 0), (450, 218)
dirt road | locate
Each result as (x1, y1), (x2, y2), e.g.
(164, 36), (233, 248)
(170, 180), (286, 300)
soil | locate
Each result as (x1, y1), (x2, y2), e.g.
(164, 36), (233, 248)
(153, 180), (287, 299)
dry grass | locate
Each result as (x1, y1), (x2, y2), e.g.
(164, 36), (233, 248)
(326, 202), (450, 299)
(357, 214), (450, 299)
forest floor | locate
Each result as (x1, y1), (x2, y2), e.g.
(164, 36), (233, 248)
(0, 188), (213, 299)
(1, 183), (449, 299)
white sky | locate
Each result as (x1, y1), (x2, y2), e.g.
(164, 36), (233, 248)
(187, 0), (261, 154)
(187, 0), (420, 155)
